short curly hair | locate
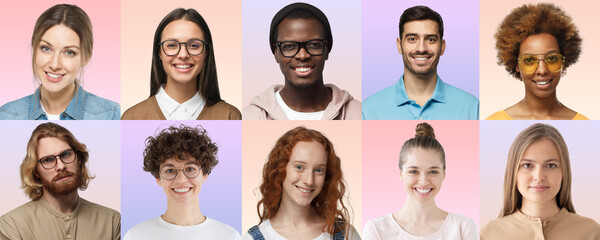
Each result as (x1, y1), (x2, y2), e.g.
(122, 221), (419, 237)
(495, 3), (581, 79)
(143, 124), (218, 179)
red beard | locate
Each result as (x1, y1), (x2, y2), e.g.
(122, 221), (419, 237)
(41, 170), (81, 195)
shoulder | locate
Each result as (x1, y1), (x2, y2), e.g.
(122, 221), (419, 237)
(81, 91), (121, 120)
(363, 84), (396, 106)
(561, 212), (600, 231)
(363, 214), (394, 238)
(242, 104), (268, 120)
(480, 216), (516, 238)
(124, 217), (161, 240)
(0, 94), (35, 119)
(1, 201), (39, 220)
(446, 213), (478, 236)
(573, 112), (589, 120)
(344, 222), (361, 240)
(486, 110), (511, 120)
(121, 97), (159, 120)
(79, 198), (120, 219)
(441, 82), (479, 104)
(202, 101), (241, 120)
(203, 218), (241, 238)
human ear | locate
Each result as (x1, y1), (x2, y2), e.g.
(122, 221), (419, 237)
(396, 38), (403, 55)
(440, 39), (446, 55)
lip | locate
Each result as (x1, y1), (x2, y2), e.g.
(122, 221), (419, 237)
(295, 185), (314, 196)
(172, 63), (194, 73)
(291, 65), (314, 78)
(529, 185), (550, 192)
(171, 187), (193, 195)
(531, 79), (553, 90)
(411, 54), (432, 65)
(413, 187), (433, 197)
(45, 71), (65, 83)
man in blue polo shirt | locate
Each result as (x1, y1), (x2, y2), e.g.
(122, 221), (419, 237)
(362, 6), (478, 120)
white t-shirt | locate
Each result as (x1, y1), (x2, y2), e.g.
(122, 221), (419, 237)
(124, 216), (241, 240)
(40, 101), (60, 120)
(275, 91), (324, 120)
(242, 219), (361, 240)
(362, 213), (477, 240)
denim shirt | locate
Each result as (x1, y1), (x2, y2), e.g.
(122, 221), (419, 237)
(0, 86), (120, 120)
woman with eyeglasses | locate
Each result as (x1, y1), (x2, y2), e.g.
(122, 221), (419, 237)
(123, 125), (241, 240)
(0, 4), (120, 120)
(363, 123), (477, 239)
(121, 8), (241, 120)
(480, 123), (600, 239)
(486, 3), (587, 120)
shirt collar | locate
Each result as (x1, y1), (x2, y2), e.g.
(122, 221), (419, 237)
(31, 86), (86, 120)
(156, 86), (204, 115)
(394, 75), (447, 106)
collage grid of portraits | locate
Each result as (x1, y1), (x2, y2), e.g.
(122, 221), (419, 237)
(0, 0), (599, 239)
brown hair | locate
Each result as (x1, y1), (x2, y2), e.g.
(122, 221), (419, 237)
(398, 122), (446, 170)
(143, 124), (218, 179)
(500, 123), (575, 217)
(257, 127), (349, 235)
(495, 3), (581, 79)
(20, 122), (93, 200)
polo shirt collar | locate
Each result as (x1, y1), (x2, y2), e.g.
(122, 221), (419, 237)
(156, 86), (203, 115)
(394, 75), (447, 106)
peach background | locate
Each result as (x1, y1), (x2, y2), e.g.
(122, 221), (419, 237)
(120, 0), (242, 114)
(242, 121), (362, 233)
(480, 0), (600, 119)
(242, 0), (362, 108)
(362, 121), (480, 228)
(0, 0), (120, 105)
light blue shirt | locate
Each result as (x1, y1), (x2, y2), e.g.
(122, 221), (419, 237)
(0, 86), (120, 120)
(362, 76), (478, 120)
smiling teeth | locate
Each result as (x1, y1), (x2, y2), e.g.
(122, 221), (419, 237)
(173, 188), (191, 193)
(175, 65), (192, 69)
(297, 187), (312, 193)
(295, 67), (311, 72)
(48, 73), (62, 78)
(415, 57), (427, 61)
(416, 188), (431, 193)
(535, 81), (549, 85)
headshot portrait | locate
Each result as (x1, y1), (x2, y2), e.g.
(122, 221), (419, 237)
(0, 2), (120, 120)
(0, 121), (121, 239)
(121, 120), (242, 239)
(121, 0), (242, 120)
(480, 0), (600, 119)
(242, 121), (362, 239)
(480, 121), (600, 239)
(242, 1), (361, 120)
(361, 1), (479, 120)
(362, 121), (479, 239)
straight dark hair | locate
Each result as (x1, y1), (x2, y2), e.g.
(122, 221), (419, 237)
(150, 8), (222, 106)
(399, 5), (444, 40)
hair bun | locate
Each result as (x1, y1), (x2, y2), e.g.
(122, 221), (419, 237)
(415, 122), (435, 138)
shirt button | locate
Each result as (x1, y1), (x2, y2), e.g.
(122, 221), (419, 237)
(66, 234), (71, 239)
(66, 216), (70, 220)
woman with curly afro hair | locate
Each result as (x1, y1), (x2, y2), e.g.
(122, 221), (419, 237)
(243, 127), (360, 240)
(486, 3), (587, 120)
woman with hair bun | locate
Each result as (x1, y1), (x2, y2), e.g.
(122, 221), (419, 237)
(363, 123), (477, 239)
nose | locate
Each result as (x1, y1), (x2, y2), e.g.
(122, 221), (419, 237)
(49, 53), (62, 70)
(302, 171), (314, 186)
(535, 58), (549, 75)
(295, 46), (310, 60)
(418, 172), (428, 184)
(416, 39), (428, 53)
(177, 44), (190, 59)
(173, 170), (188, 182)
(55, 158), (66, 171)
(533, 167), (545, 182)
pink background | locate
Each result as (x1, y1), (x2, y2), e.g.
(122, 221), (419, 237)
(121, 0), (242, 114)
(242, 120), (363, 233)
(0, 121), (121, 215)
(362, 120), (480, 228)
(480, 0), (600, 119)
(242, 0), (362, 108)
(0, 0), (121, 105)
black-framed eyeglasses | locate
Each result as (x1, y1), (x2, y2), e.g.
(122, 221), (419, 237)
(159, 162), (201, 180)
(38, 149), (77, 170)
(159, 39), (208, 56)
(276, 39), (327, 58)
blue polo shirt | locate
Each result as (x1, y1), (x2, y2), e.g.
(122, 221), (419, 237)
(362, 76), (479, 120)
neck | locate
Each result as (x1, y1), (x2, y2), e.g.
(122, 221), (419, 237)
(271, 198), (319, 227)
(162, 200), (205, 226)
(520, 91), (563, 118)
(403, 71), (438, 107)
(280, 81), (331, 112)
(40, 83), (77, 115)
(520, 198), (560, 221)
(397, 196), (443, 223)
(42, 190), (79, 215)
(164, 78), (198, 104)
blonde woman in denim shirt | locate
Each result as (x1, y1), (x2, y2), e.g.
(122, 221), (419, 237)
(0, 4), (119, 120)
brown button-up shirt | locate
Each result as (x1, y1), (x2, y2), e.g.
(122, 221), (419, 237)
(0, 197), (120, 240)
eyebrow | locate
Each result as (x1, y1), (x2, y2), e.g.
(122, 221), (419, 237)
(40, 39), (80, 50)
(520, 50), (560, 55)
(403, 33), (439, 39)
(406, 166), (441, 169)
(290, 160), (327, 167)
(520, 159), (560, 163)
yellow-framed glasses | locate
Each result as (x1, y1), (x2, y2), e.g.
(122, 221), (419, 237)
(517, 53), (565, 75)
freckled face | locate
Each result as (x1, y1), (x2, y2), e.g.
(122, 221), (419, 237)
(400, 148), (445, 203)
(281, 141), (328, 208)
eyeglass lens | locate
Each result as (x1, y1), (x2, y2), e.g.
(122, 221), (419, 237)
(161, 40), (205, 56)
(279, 39), (325, 57)
(518, 53), (564, 74)
(39, 149), (76, 169)
(160, 163), (201, 180)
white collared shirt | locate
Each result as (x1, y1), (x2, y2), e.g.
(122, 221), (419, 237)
(275, 91), (324, 120)
(156, 86), (204, 120)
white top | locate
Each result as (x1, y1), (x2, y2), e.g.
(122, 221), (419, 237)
(40, 101), (60, 120)
(242, 219), (361, 240)
(124, 216), (241, 240)
(275, 91), (324, 120)
(362, 213), (477, 240)
(156, 86), (204, 120)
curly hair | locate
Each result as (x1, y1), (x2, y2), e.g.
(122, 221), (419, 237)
(21, 122), (93, 200)
(495, 3), (581, 79)
(143, 124), (218, 179)
(257, 127), (350, 235)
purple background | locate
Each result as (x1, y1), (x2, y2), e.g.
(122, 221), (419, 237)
(120, 120), (242, 237)
(362, 0), (479, 101)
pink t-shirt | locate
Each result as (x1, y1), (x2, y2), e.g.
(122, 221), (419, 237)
(362, 213), (477, 240)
